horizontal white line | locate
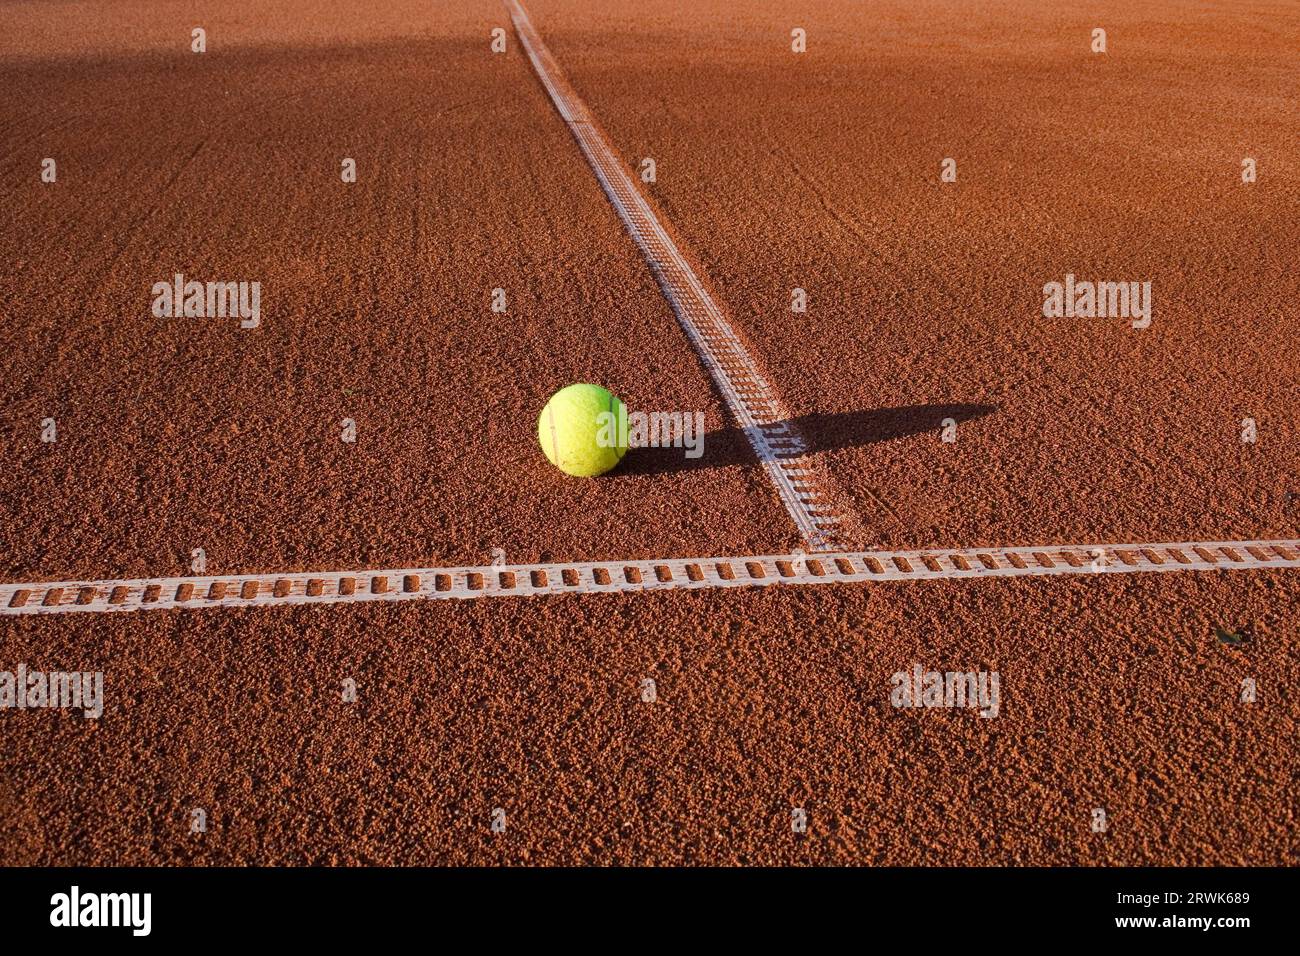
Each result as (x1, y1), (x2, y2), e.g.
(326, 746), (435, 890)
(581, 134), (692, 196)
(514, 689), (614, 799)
(3, 539), (1296, 617)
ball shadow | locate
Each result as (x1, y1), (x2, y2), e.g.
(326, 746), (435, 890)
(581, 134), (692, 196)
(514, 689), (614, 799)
(618, 402), (996, 476)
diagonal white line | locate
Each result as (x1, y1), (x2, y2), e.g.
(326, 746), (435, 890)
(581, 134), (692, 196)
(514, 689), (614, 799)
(505, 0), (844, 551)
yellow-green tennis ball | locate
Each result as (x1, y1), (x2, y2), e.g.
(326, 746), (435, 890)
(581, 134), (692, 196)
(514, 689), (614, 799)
(537, 383), (628, 477)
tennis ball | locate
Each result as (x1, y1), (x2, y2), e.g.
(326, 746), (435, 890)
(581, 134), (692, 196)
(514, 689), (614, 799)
(537, 383), (627, 477)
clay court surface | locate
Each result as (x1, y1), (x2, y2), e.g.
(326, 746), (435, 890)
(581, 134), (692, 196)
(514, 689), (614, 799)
(1, 0), (1297, 864)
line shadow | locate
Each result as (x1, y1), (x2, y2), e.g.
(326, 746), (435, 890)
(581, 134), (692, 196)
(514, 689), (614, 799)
(619, 403), (996, 477)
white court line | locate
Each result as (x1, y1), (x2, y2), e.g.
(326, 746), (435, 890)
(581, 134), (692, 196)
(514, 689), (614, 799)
(3, 540), (1297, 616)
(505, 0), (845, 551)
